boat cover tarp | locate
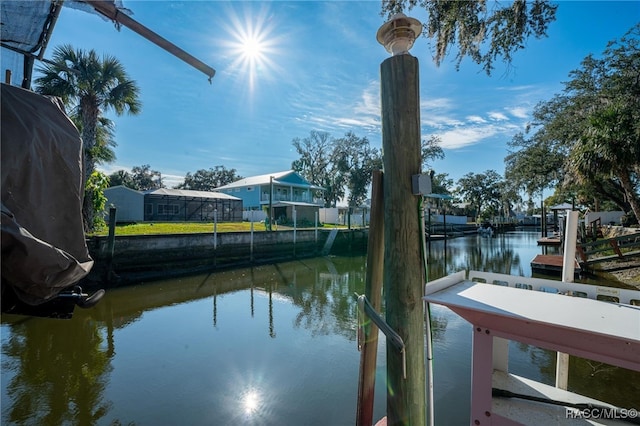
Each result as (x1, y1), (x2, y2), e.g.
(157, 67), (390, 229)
(1, 83), (93, 306)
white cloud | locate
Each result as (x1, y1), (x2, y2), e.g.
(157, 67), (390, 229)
(507, 106), (529, 119)
(162, 174), (186, 189)
(421, 98), (454, 110)
(466, 115), (487, 124)
(421, 97), (464, 128)
(293, 79), (381, 134)
(488, 111), (509, 121)
(438, 125), (501, 149)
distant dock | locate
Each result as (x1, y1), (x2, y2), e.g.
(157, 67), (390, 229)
(537, 236), (562, 247)
(531, 254), (581, 276)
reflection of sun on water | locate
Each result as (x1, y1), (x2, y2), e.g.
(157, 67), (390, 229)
(243, 390), (260, 414)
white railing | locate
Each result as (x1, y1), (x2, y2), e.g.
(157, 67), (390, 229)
(465, 270), (640, 305)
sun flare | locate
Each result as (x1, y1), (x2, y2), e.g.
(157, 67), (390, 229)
(240, 36), (265, 61)
(220, 5), (283, 93)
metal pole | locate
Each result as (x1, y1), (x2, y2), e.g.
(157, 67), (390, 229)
(293, 208), (297, 258)
(250, 211), (254, 262)
(85, 0), (216, 81)
(269, 176), (274, 232)
(213, 209), (218, 250)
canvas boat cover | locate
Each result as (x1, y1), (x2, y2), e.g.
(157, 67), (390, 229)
(1, 83), (93, 306)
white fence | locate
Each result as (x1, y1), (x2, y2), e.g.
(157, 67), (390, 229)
(243, 210), (267, 222)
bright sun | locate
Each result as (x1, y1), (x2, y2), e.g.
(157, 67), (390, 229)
(220, 5), (283, 93)
(241, 36), (264, 61)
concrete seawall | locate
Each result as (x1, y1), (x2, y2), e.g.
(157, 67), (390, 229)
(84, 229), (367, 286)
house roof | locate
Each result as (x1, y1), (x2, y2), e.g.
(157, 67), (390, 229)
(105, 185), (143, 195)
(549, 203), (574, 211)
(145, 188), (241, 201)
(216, 170), (324, 191)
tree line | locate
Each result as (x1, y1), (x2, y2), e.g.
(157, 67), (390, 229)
(106, 164), (243, 192)
(504, 24), (640, 226)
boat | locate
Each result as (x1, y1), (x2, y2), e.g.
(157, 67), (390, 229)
(1, 83), (103, 319)
(424, 270), (640, 425)
(478, 223), (495, 238)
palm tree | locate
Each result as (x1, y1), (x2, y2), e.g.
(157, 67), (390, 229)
(34, 44), (141, 231)
(568, 104), (640, 223)
(73, 115), (118, 166)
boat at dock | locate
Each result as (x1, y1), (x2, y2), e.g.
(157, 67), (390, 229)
(424, 270), (640, 425)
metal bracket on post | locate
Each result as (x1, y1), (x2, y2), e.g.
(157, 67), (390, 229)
(357, 294), (407, 379)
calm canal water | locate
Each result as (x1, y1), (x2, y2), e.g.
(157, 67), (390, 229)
(2, 231), (639, 425)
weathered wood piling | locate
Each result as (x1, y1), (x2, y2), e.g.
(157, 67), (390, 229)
(379, 24), (426, 425)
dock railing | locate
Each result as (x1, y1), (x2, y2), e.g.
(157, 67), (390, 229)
(577, 232), (640, 265)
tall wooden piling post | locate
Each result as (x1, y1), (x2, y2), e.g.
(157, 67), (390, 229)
(377, 14), (426, 425)
(356, 170), (385, 426)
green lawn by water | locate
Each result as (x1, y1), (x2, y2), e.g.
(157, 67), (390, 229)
(90, 221), (343, 236)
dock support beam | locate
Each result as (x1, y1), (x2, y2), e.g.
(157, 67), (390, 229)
(380, 32), (426, 426)
(556, 209), (580, 390)
(356, 170), (385, 426)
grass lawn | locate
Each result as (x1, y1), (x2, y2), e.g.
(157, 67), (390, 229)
(89, 221), (345, 236)
(90, 222), (262, 236)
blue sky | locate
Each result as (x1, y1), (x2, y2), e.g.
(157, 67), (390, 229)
(42, 1), (639, 190)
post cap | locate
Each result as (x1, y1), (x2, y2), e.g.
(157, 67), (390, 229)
(376, 13), (422, 56)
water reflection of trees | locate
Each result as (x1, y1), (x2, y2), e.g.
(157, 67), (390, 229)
(278, 257), (451, 345)
(427, 235), (525, 280)
(1, 314), (115, 425)
(511, 342), (556, 384)
(285, 257), (367, 340)
(278, 236), (523, 340)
